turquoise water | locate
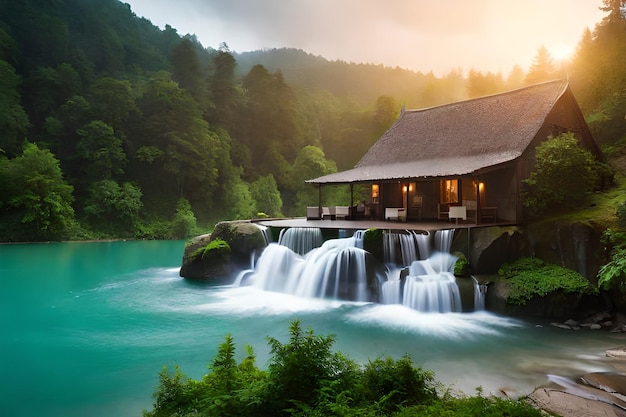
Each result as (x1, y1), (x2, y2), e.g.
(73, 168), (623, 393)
(1, 240), (624, 416)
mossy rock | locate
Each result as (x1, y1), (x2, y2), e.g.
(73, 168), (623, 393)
(190, 238), (231, 262)
(363, 228), (384, 263)
(452, 251), (471, 277)
(180, 221), (268, 280)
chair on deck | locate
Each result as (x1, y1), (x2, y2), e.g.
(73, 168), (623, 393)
(306, 207), (321, 220)
(448, 206), (466, 225)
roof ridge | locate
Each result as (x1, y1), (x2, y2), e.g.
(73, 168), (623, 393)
(404, 79), (568, 114)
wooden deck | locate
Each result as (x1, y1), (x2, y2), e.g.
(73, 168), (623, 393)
(255, 217), (511, 233)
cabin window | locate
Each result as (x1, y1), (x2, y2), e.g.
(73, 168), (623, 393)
(440, 179), (459, 203)
(371, 184), (379, 201)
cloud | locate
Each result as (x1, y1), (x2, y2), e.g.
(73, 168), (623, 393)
(124, 0), (605, 75)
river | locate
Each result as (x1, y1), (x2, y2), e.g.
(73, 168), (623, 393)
(0, 240), (623, 416)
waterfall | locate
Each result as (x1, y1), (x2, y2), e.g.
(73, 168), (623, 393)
(278, 227), (323, 255)
(381, 267), (403, 304)
(400, 253), (462, 313)
(414, 231), (430, 260)
(383, 231), (429, 266)
(255, 224), (273, 246)
(472, 276), (487, 311)
(241, 227), (484, 313)
(434, 229), (454, 253)
(353, 230), (365, 249)
(245, 235), (372, 302)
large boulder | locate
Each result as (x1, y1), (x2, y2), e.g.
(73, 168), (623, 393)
(486, 282), (588, 318)
(180, 221), (268, 280)
(528, 221), (603, 282)
(470, 226), (529, 274)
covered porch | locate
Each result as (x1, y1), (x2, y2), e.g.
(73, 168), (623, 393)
(255, 216), (514, 233)
(305, 169), (517, 226)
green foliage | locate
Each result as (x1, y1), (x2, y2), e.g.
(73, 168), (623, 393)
(292, 145), (338, 216)
(250, 174), (283, 218)
(146, 365), (196, 417)
(571, 2), (626, 146)
(170, 198), (199, 239)
(192, 238), (231, 262)
(2, 0), (625, 240)
(144, 321), (543, 417)
(499, 257), (598, 305)
(359, 355), (437, 413)
(83, 180), (143, 235)
(617, 201), (626, 229)
(76, 120), (127, 180)
(0, 60), (29, 157)
(522, 133), (613, 217)
(264, 320), (360, 415)
(598, 228), (626, 291)
(363, 228), (385, 262)
(398, 387), (543, 417)
(453, 252), (471, 276)
(0, 142), (75, 241)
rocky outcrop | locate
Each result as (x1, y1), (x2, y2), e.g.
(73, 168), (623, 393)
(528, 221), (603, 283)
(529, 347), (626, 417)
(469, 226), (530, 274)
(180, 221), (268, 280)
(485, 281), (591, 318)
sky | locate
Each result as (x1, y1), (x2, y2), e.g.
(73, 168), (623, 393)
(122, 0), (607, 76)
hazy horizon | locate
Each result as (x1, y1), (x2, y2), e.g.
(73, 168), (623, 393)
(122, 0), (606, 76)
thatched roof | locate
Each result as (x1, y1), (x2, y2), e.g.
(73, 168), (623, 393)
(308, 80), (570, 184)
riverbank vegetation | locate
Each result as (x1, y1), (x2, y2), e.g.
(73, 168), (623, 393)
(143, 320), (543, 417)
(498, 257), (599, 305)
(1, 0), (626, 242)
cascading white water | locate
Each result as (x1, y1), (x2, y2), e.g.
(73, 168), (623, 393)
(278, 227), (323, 255)
(255, 224), (273, 246)
(383, 231), (431, 265)
(240, 227), (481, 313)
(381, 267), (403, 304)
(400, 252), (462, 312)
(380, 229), (477, 312)
(473, 277), (487, 311)
(434, 229), (454, 253)
(245, 236), (371, 302)
(414, 231), (430, 260)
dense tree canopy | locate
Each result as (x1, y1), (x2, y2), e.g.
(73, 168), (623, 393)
(0, 0), (624, 241)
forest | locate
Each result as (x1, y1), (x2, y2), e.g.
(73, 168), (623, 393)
(0, 0), (625, 242)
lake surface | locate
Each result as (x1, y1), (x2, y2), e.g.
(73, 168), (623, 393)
(1, 240), (624, 417)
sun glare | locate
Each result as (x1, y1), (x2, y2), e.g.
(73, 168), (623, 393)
(548, 45), (575, 62)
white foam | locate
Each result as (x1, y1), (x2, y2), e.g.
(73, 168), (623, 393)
(187, 286), (358, 316)
(346, 304), (522, 339)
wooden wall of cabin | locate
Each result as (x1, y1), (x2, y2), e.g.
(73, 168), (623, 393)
(545, 92), (602, 157)
(475, 166), (518, 223)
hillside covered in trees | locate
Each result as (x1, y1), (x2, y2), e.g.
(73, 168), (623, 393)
(0, 0), (625, 242)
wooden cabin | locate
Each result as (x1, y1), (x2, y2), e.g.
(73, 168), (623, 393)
(306, 80), (603, 224)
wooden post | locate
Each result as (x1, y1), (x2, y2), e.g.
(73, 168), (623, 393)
(318, 184), (322, 219)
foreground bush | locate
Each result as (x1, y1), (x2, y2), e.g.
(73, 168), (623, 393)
(143, 320), (543, 417)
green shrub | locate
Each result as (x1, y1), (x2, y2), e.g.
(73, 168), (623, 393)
(144, 321), (548, 417)
(598, 228), (626, 291)
(617, 201), (626, 229)
(264, 320), (360, 416)
(499, 257), (598, 305)
(522, 133), (613, 217)
(398, 387), (543, 417)
(453, 252), (471, 276)
(359, 355), (437, 414)
(170, 198), (199, 239)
